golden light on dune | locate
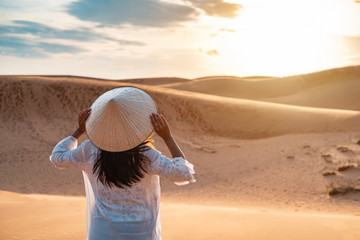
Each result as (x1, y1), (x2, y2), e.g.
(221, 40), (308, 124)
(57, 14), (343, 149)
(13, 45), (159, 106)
(203, 0), (360, 76)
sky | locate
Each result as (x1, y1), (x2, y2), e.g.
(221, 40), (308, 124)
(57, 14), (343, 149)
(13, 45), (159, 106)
(1, 0), (360, 79)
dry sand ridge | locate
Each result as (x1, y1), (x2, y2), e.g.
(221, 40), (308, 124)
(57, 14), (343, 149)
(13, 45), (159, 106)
(1, 66), (360, 239)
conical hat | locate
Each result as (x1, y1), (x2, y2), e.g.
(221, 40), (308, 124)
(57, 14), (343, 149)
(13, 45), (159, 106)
(86, 87), (157, 152)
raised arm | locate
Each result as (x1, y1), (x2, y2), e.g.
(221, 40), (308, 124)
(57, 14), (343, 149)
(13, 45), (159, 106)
(72, 108), (91, 139)
(50, 108), (91, 170)
(150, 113), (185, 159)
(149, 113), (195, 185)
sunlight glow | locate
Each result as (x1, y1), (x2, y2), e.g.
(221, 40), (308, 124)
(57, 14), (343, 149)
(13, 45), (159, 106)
(203, 0), (360, 77)
(1, 0), (359, 78)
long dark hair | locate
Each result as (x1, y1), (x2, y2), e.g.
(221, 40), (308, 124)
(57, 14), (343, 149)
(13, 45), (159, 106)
(93, 141), (151, 188)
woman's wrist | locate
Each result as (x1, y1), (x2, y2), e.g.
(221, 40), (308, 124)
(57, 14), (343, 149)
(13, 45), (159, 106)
(163, 135), (186, 159)
(71, 128), (84, 139)
(162, 134), (173, 142)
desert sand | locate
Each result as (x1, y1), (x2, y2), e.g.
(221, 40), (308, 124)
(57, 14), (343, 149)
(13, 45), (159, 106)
(1, 65), (360, 239)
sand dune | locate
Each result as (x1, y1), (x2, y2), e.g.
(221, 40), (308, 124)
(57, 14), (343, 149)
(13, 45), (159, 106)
(149, 86), (360, 139)
(118, 77), (190, 85)
(162, 65), (360, 110)
(1, 66), (360, 239)
(1, 71), (359, 199)
(31, 75), (191, 86)
(1, 74), (359, 144)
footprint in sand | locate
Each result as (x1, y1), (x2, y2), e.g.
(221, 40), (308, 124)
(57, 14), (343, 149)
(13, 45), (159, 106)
(321, 154), (333, 163)
(338, 164), (357, 172)
(328, 182), (360, 197)
(323, 161), (359, 179)
(325, 163), (360, 197)
(322, 171), (336, 177)
(337, 163), (360, 178)
(336, 146), (353, 153)
(192, 145), (217, 153)
(321, 143), (360, 198)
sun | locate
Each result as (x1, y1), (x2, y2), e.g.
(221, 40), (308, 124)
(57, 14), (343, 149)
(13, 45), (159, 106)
(203, 0), (359, 77)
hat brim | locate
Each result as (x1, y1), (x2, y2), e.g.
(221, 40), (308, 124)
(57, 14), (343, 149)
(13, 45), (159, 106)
(85, 86), (157, 152)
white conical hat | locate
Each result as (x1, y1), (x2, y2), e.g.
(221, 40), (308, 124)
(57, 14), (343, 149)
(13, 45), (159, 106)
(86, 87), (157, 152)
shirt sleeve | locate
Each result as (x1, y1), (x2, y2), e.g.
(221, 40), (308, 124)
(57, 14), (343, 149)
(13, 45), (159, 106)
(49, 136), (88, 170)
(145, 147), (196, 186)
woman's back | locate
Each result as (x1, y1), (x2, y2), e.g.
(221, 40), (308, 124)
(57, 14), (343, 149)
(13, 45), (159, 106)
(50, 136), (194, 240)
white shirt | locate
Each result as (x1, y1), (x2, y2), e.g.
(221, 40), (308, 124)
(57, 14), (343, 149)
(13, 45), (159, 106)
(50, 136), (195, 240)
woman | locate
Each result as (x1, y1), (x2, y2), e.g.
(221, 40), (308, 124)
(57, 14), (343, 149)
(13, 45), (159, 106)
(50, 87), (195, 240)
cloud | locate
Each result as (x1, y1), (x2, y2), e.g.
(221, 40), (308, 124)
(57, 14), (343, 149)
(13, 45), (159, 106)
(119, 40), (145, 46)
(187, 0), (242, 18)
(0, 20), (110, 41)
(210, 28), (236, 37)
(0, 20), (147, 57)
(67, 0), (242, 28)
(37, 42), (85, 54)
(0, 36), (84, 57)
(0, 21), (147, 44)
(219, 28), (236, 33)
(0, 0), (29, 9)
(67, 0), (198, 27)
(0, 21), (89, 57)
(206, 49), (219, 55)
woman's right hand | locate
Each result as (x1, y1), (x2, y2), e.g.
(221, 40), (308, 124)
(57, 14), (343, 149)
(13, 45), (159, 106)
(78, 108), (91, 134)
(150, 113), (171, 140)
(72, 108), (91, 139)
